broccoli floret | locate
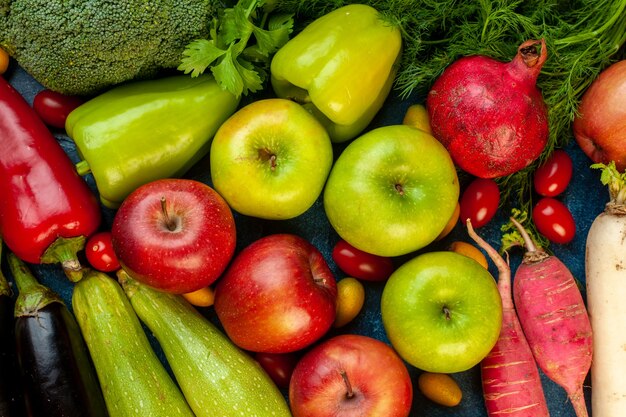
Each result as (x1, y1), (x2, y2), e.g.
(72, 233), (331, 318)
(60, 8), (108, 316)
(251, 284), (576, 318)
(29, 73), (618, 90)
(0, 0), (221, 95)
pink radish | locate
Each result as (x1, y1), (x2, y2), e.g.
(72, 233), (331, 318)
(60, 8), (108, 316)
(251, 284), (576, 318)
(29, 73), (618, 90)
(510, 217), (592, 417)
(586, 162), (626, 417)
(466, 220), (549, 417)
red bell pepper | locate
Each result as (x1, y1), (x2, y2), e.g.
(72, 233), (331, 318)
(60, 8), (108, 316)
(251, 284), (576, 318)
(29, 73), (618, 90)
(0, 76), (101, 281)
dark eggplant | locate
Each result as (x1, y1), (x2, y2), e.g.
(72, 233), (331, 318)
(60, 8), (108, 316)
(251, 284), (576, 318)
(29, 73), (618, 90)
(0, 251), (25, 417)
(9, 253), (108, 417)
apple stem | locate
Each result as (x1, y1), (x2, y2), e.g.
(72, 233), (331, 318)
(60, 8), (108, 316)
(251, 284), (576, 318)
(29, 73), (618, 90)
(160, 197), (177, 231)
(443, 306), (451, 320)
(340, 370), (355, 399)
(258, 148), (278, 171)
(395, 183), (405, 195)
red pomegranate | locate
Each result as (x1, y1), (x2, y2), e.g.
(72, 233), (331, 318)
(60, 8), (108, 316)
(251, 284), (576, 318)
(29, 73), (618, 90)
(426, 39), (549, 178)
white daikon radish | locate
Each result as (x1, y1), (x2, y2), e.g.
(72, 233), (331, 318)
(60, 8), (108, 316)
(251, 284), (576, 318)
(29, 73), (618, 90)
(586, 162), (626, 417)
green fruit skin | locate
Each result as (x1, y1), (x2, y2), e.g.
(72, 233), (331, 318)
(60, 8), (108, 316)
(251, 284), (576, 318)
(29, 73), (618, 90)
(121, 277), (292, 417)
(67, 75), (240, 209)
(210, 98), (333, 220)
(72, 270), (194, 417)
(323, 125), (459, 257)
(381, 251), (502, 374)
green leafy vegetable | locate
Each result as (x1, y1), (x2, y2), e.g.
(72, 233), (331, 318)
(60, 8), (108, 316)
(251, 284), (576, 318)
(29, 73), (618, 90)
(179, 0), (294, 97)
(500, 208), (540, 253)
(592, 162), (626, 205)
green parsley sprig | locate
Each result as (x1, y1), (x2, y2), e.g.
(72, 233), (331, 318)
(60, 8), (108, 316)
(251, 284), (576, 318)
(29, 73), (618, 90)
(499, 208), (548, 254)
(178, 0), (294, 98)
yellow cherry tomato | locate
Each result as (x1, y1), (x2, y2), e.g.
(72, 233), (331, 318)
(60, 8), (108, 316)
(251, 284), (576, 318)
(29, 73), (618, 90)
(418, 372), (463, 407)
(334, 277), (365, 328)
(402, 104), (432, 134)
(449, 241), (489, 269)
(436, 202), (460, 241)
(0, 48), (9, 75)
(182, 286), (215, 307)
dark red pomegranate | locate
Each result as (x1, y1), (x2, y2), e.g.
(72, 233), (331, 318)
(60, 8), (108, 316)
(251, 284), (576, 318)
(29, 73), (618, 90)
(426, 39), (549, 178)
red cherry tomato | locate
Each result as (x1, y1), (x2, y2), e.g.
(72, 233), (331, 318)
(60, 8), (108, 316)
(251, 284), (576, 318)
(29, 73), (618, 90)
(459, 178), (500, 228)
(85, 231), (121, 272)
(255, 352), (299, 388)
(532, 197), (576, 244)
(33, 89), (83, 129)
(533, 150), (573, 197)
(332, 239), (394, 282)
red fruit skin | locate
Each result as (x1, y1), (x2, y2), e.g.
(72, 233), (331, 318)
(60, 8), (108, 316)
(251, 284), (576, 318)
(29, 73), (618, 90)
(85, 232), (120, 272)
(255, 352), (300, 388)
(459, 178), (500, 228)
(481, 306), (550, 417)
(532, 197), (576, 244)
(332, 239), (394, 282)
(427, 39), (549, 178)
(214, 234), (337, 354)
(513, 255), (592, 409)
(0, 77), (101, 266)
(533, 149), (573, 197)
(573, 60), (626, 171)
(111, 179), (236, 294)
(33, 89), (83, 129)
(289, 334), (413, 417)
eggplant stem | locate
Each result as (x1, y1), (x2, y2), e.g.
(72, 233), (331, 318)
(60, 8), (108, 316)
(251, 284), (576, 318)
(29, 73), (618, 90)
(0, 239), (11, 297)
(9, 253), (63, 317)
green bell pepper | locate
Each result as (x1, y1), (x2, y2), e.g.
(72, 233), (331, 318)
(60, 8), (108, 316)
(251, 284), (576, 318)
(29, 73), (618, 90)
(66, 75), (240, 208)
(270, 4), (402, 143)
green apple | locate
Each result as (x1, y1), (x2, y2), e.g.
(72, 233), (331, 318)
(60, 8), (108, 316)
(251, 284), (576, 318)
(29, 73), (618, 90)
(210, 98), (333, 220)
(381, 251), (502, 373)
(323, 125), (459, 257)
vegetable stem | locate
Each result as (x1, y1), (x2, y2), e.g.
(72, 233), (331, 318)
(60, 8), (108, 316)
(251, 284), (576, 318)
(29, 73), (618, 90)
(9, 253), (63, 317)
(510, 217), (536, 252)
(40, 236), (86, 282)
(75, 159), (92, 176)
(0, 272), (9, 298)
(9, 254), (40, 295)
(592, 162), (626, 205)
(0, 240), (10, 298)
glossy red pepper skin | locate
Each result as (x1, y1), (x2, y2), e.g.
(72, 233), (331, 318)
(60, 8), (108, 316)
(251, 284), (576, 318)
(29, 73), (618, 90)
(0, 77), (101, 279)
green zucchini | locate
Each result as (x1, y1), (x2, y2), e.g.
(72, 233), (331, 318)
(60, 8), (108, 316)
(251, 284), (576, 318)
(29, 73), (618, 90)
(118, 270), (292, 417)
(72, 270), (194, 417)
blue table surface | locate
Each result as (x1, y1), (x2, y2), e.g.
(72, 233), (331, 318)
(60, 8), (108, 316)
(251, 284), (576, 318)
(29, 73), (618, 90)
(4, 63), (604, 417)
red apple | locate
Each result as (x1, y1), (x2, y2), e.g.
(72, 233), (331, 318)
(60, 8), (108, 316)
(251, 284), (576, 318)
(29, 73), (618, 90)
(111, 178), (236, 294)
(255, 351), (300, 388)
(573, 60), (626, 170)
(214, 234), (337, 353)
(289, 334), (413, 417)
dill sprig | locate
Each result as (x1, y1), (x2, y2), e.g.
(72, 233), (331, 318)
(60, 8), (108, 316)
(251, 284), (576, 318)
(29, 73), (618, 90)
(276, 0), (626, 246)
